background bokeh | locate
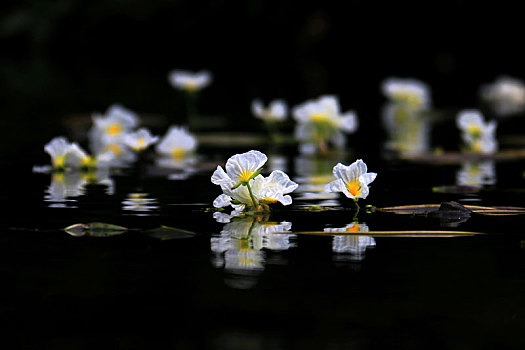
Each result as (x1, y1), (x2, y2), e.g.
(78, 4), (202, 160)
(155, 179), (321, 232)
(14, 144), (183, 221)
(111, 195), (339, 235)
(1, 0), (524, 158)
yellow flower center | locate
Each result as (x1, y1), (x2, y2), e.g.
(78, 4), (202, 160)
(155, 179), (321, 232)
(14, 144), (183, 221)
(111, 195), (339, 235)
(81, 155), (96, 167)
(346, 225), (360, 232)
(394, 91), (421, 106)
(261, 197), (278, 203)
(310, 113), (329, 123)
(171, 148), (186, 159)
(52, 172), (65, 182)
(107, 123), (122, 136)
(238, 170), (254, 183)
(54, 155), (66, 168)
(184, 82), (198, 92)
(106, 143), (122, 156)
(347, 180), (361, 197)
(467, 124), (482, 137)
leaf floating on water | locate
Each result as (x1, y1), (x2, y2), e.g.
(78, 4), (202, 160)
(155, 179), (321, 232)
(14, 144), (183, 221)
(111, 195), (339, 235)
(64, 222), (128, 237)
(297, 205), (338, 212)
(374, 203), (525, 216)
(432, 185), (482, 194)
(144, 225), (196, 240)
(280, 230), (483, 238)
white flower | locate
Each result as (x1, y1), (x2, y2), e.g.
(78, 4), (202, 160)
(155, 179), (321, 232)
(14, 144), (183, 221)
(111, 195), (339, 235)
(251, 99), (287, 122)
(325, 159), (377, 200)
(123, 128), (159, 152)
(156, 126), (197, 159)
(91, 104), (139, 139)
(211, 150), (268, 186)
(480, 76), (525, 116)
(44, 136), (76, 169)
(381, 77), (431, 108)
(456, 110), (498, 154)
(293, 95), (358, 133)
(168, 69), (212, 92)
(213, 170), (298, 209)
(67, 143), (115, 169)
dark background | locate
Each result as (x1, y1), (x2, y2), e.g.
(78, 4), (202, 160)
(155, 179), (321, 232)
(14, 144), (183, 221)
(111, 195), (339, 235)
(1, 0), (524, 158)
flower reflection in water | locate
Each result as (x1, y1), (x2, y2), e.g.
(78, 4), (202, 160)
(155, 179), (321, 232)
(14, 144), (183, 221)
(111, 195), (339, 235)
(211, 215), (296, 289)
(382, 102), (432, 156)
(293, 155), (340, 206)
(324, 222), (375, 262)
(122, 193), (159, 216)
(44, 169), (115, 208)
(456, 160), (496, 187)
(155, 156), (199, 181)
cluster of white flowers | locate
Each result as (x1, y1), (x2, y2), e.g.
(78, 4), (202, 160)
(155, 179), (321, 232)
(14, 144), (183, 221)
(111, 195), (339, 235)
(456, 110), (498, 154)
(211, 150), (298, 212)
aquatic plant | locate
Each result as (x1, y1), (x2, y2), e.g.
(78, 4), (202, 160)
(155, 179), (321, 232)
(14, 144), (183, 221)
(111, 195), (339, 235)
(155, 126), (197, 159)
(90, 104), (139, 140)
(456, 110), (498, 154)
(44, 136), (76, 170)
(292, 95), (358, 154)
(480, 76), (525, 116)
(211, 150), (298, 212)
(381, 77), (431, 109)
(123, 128), (159, 152)
(168, 69), (212, 93)
(325, 159), (377, 208)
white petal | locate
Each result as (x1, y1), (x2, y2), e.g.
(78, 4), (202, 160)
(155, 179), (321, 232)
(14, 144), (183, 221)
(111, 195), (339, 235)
(213, 194), (232, 208)
(339, 111), (358, 133)
(225, 150), (267, 181)
(325, 179), (346, 193)
(359, 172), (377, 185)
(211, 166), (233, 185)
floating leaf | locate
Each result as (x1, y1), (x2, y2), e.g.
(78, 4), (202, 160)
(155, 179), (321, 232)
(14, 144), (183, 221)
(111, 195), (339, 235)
(374, 203), (525, 216)
(143, 225), (196, 240)
(64, 222), (128, 237)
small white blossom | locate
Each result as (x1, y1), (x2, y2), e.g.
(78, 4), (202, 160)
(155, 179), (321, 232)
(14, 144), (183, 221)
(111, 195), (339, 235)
(123, 128), (159, 152)
(251, 99), (287, 122)
(211, 150), (268, 186)
(480, 76), (525, 116)
(156, 126), (197, 159)
(457, 110), (498, 154)
(44, 136), (76, 169)
(168, 69), (212, 92)
(91, 104), (139, 139)
(325, 159), (377, 200)
(381, 77), (431, 108)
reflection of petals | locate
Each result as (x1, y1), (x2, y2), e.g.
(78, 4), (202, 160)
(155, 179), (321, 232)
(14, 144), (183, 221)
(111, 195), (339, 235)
(332, 236), (376, 259)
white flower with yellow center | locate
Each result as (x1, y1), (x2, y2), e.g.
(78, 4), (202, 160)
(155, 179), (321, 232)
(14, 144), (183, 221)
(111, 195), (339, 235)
(91, 104), (139, 139)
(168, 69), (212, 93)
(123, 128), (159, 152)
(457, 110), (498, 154)
(251, 99), (287, 122)
(381, 77), (431, 108)
(480, 76), (525, 116)
(156, 126), (197, 159)
(70, 143), (115, 169)
(211, 150), (297, 210)
(292, 95), (358, 152)
(44, 136), (76, 169)
(325, 159), (377, 202)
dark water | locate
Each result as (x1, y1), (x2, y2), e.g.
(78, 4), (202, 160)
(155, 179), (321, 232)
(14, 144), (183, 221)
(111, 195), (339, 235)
(0, 122), (524, 349)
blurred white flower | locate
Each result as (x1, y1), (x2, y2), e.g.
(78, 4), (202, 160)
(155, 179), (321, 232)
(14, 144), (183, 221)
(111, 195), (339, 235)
(292, 95), (358, 152)
(156, 126), (197, 159)
(91, 104), (139, 139)
(381, 77), (431, 108)
(457, 110), (498, 154)
(251, 99), (287, 122)
(68, 142), (114, 169)
(168, 69), (212, 92)
(325, 159), (377, 200)
(480, 76), (525, 116)
(123, 128), (159, 152)
(44, 136), (76, 169)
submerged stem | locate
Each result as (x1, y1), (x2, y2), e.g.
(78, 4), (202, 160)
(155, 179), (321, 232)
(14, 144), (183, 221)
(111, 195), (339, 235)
(353, 198), (360, 220)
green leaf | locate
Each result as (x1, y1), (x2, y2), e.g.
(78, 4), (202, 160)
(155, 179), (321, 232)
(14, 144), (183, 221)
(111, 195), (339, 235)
(64, 222), (128, 237)
(143, 226), (196, 240)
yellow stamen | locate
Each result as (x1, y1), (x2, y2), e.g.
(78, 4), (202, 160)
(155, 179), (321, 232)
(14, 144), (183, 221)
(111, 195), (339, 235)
(184, 82), (198, 92)
(346, 225), (360, 232)
(310, 113), (329, 123)
(347, 180), (361, 197)
(261, 197), (278, 203)
(107, 123), (122, 136)
(467, 124), (482, 137)
(238, 170), (254, 183)
(54, 155), (66, 168)
(171, 148), (186, 159)
(81, 155), (96, 167)
(106, 143), (122, 156)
